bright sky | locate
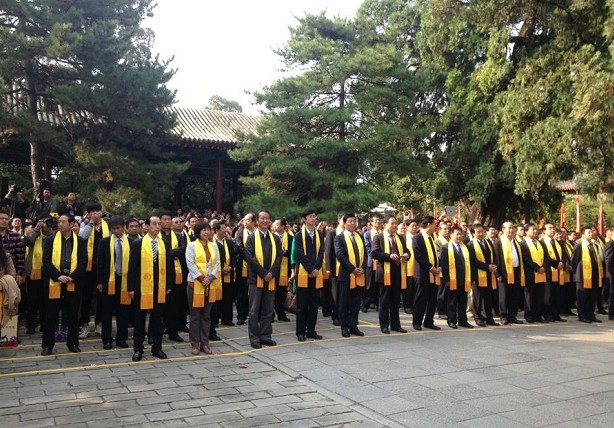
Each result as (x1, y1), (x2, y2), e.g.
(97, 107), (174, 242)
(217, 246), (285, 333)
(146, 0), (363, 115)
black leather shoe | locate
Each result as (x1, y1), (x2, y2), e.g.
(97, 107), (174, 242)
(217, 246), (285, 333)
(250, 342), (262, 349)
(578, 318), (592, 323)
(116, 340), (129, 348)
(209, 334), (221, 341)
(476, 320), (486, 327)
(413, 324), (422, 331)
(179, 325), (190, 333)
(510, 319), (524, 324)
(41, 347), (52, 356)
(447, 322), (458, 329)
(236, 319), (246, 326)
(404, 308), (412, 314)
(590, 317), (602, 323)
(392, 328), (408, 333)
(169, 335), (184, 343)
(306, 332), (322, 340)
(297, 334), (306, 342)
(553, 316), (567, 322)
(148, 337), (154, 345)
(103, 342), (113, 350)
(277, 316), (291, 322)
(423, 324), (441, 330)
(332, 319), (340, 326)
(501, 319), (510, 325)
(525, 317), (535, 324)
(68, 345), (81, 353)
(349, 327), (364, 336)
(486, 319), (499, 326)
(152, 349), (168, 359)
(459, 322), (474, 329)
(381, 328), (390, 334)
(132, 351), (143, 362)
(341, 328), (350, 337)
(221, 322), (235, 326)
(26, 327), (36, 335)
(261, 339), (277, 346)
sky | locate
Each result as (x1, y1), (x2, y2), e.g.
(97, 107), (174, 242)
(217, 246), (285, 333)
(145, 0), (364, 115)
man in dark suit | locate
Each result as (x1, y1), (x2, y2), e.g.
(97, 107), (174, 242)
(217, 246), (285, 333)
(520, 223), (552, 323)
(571, 226), (603, 323)
(468, 223), (499, 327)
(41, 214), (87, 355)
(334, 213), (367, 337)
(128, 216), (174, 361)
(294, 208), (325, 341)
(96, 215), (132, 349)
(412, 216), (441, 331)
(494, 222), (524, 325)
(272, 217), (293, 322)
(605, 228), (614, 320)
(323, 212), (344, 326)
(440, 226), (474, 329)
(541, 223), (567, 322)
(362, 215), (382, 313)
(234, 213), (257, 325)
(213, 221), (237, 326)
(244, 210), (283, 349)
(371, 215), (409, 334)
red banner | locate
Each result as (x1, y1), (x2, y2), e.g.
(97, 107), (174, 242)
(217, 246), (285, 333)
(575, 196), (581, 233)
(560, 201), (566, 228)
(597, 199), (605, 236)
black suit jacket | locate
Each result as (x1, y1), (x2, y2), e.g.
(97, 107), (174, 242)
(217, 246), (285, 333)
(333, 231), (367, 283)
(494, 237), (523, 284)
(244, 230), (282, 285)
(216, 237), (237, 283)
(412, 231), (438, 286)
(294, 229), (324, 273)
(520, 238), (551, 285)
(571, 240), (601, 288)
(127, 236), (174, 298)
(324, 229), (340, 277)
(440, 243), (471, 287)
(42, 232), (87, 285)
(605, 240), (614, 277)
(467, 239), (496, 288)
(371, 232), (408, 284)
(96, 235), (130, 291)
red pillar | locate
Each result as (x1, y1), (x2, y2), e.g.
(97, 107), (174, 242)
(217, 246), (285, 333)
(216, 158), (223, 213)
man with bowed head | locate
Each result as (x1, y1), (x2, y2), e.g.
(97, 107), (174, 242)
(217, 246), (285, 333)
(412, 216), (442, 331)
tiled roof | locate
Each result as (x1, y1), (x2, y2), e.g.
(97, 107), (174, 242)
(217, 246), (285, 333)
(556, 180), (577, 192)
(169, 106), (260, 147)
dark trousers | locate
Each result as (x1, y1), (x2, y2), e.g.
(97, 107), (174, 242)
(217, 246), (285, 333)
(436, 282), (447, 315)
(378, 282), (401, 330)
(610, 277), (614, 319)
(320, 278), (335, 317)
(446, 288), (468, 324)
(596, 280), (606, 312)
(337, 280), (362, 329)
(236, 276), (249, 321)
(187, 286), (213, 348)
(363, 267), (378, 309)
(296, 279), (319, 335)
(412, 280), (437, 326)
(220, 281), (236, 324)
(402, 276), (416, 310)
(100, 285), (131, 344)
(498, 277), (521, 321)
(209, 302), (218, 337)
(42, 286), (81, 350)
(274, 284), (288, 319)
(524, 282), (544, 320)
(133, 302), (164, 352)
(576, 282), (596, 321)
(164, 283), (186, 337)
(26, 278), (45, 330)
(472, 284), (494, 322)
(80, 269), (97, 326)
(543, 280), (561, 319)
(247, 284), (274, 345)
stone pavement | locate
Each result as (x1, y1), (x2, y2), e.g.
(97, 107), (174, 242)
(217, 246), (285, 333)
(1, 309), (614, 427)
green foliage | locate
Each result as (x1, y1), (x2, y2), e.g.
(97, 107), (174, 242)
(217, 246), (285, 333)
(207, 95), (243, 113)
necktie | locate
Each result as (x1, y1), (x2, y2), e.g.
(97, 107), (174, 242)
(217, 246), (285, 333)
(350, 233), (360, 264)
(389, 235), (400, 266)
(151, 238), (158, 263)
(115, 238), (122, 275)
(455, 243), (464, 262)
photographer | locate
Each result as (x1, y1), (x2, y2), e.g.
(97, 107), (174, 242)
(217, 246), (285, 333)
(58, 192), (83, 218)
(29, 181), (57, 222)
(3, 185), (29, 220)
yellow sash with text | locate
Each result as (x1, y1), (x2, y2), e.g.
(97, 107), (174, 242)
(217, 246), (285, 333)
(86, 221), (110, 271)
(526, 238), (546, 283)
(543, 238), (562, 283)
(278, 232), (289, 286)
(108, 234), (131, 304)
(383, 232), (407, 289)
(254, 231), (277, 291)
(297, 227), (323, 289)
(405, 234), (415, 277)
(241, 228), (250, 277)
(336, 232), (365, 289)
(170, 232), (183, 284)
(581, 239), (603, 289)
(472, 239), (497, 289)
(140, 234), (167, 310)
(30, 234), (43, 280)
(49, 232), (78, 299)
(422, 231), (440, 285)
(193, 240), (221, 307)
(448, 243), (471, 292)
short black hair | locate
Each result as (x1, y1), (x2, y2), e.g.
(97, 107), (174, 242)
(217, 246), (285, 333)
(108, 216), (124, 227)
(342, 212), (356, 223)
(300, 208), (316, 219)
(193, 221), (211, 238)
(420, 215), (435, 228)
(159, 211), (173, 219)
(212, 221), (226, 232)
(86, 202), (102, 213)
(275, 217), (287, 227)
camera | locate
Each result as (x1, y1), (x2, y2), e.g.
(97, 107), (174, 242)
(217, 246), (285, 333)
(35, 178), (51, 199)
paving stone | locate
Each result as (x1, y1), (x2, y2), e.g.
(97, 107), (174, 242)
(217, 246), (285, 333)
(55, 410), (116, 425)
(220, 415), (280, 428)
(146, 408), (204, 422)
(500, 407), (571, 427)
(460, 414), (532, 428)
(85, 414), (149, 428)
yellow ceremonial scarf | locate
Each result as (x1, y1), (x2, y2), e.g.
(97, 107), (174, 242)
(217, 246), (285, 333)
(560, 240), (574, 283)
(336, 232), (365, 289)
(370, 229), (379, 270)
(108, 235), (130, 304)
(473, 239), (497, 289)
(220, 238), (231, 283)
(170, 231), (183, 284)
(383, 232), (407, 289)
(447, 243), (471, 292)
(30, 234), (43, 280)
(254, 230), (277, 291)
(86, 221), (110, 271)
(297, 227), (323, 289)
(49, 232), (78, 299)
(525, 238), (546, 283)
(193, 240), (221, 307)
(581, 239), (603, 289)
(405, 234), (415, 277)
(139, 234), (167, 310)
(422, 231), (440, 285)
(241, 228), (250, 277)
(543, 238), (562, 283)
(278, 231), (289, 286)
(501, 236), (525, 286)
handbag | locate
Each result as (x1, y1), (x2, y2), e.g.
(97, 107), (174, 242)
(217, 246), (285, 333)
(284, 279), (297, 313)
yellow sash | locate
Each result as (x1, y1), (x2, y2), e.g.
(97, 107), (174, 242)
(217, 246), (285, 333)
(472, 239), (497, 289)
(220, 239), (231, 283)
(560, 240), (574, 283)
(108, 235), (130, 304)
(297, 227), (323, 289)
(336, 232), (365, 289)
(86, 221), (110, 271)
(193, 240), (221, 307)
(405, 234), (415, 277)
(254, 230), (277, 291)
(241, 228), (249, 277)
(49, 232), (78, 299)
(581, 239), (603, 289)
(140, 234), (166, 310)
(383, 232), (407, 289)
(543, 238), (562, 283)
(422, 231), (440, 285)
(278, 232), (289, 286)
(170, 232), (182, 284)
(30, 234), (43, 280)
(371, 229), (379, 270)
(448, 243), (471, 292)
(501, 236), (525, 286)
(526, 238), (546, 283)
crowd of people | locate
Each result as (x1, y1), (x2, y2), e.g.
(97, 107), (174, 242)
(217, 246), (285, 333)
(1, 186), (613, 362)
